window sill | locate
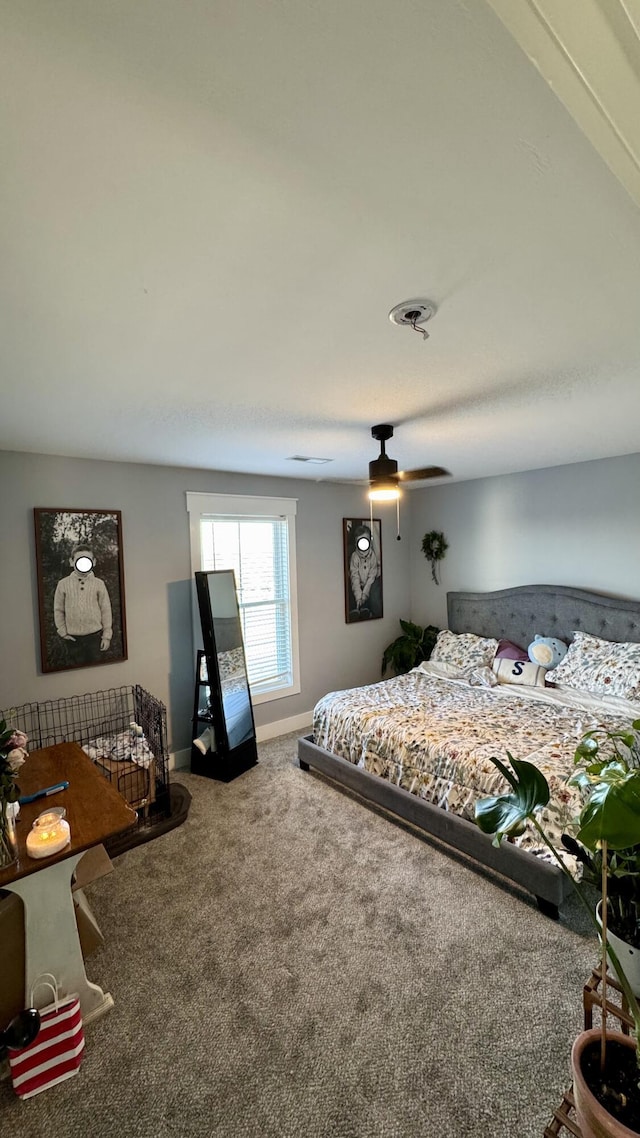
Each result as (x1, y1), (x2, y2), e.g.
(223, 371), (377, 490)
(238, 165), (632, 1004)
(251, 681), (301, 706)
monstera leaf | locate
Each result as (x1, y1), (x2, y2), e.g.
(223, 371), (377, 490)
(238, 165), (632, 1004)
(475, 754), (550, 848)
(575, 764), (640, 851)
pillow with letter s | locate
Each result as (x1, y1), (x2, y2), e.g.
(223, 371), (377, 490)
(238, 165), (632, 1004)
(492, 657), (547, 688)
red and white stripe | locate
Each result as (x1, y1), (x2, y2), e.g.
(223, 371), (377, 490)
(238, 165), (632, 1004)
(9, 997), (84, 1099)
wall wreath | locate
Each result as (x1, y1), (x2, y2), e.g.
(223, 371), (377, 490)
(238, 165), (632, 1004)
(421, 531), (448, 585)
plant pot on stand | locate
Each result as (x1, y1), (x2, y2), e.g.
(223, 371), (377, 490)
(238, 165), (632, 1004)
(472, 727), (640, 1138)
(574, 908), (640, 1135)
(572, 1027), (640, 1138)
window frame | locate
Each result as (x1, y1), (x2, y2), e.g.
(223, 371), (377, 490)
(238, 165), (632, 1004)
(186, 492), (300, 704)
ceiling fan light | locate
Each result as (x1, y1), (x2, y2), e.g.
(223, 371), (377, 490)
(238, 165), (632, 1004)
(368, 484), (400, 502)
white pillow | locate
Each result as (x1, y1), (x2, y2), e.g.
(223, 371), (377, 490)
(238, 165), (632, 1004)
(492, 657), (547, 688)
(546, 631), (640, 700)
(431, 629), (499, 670)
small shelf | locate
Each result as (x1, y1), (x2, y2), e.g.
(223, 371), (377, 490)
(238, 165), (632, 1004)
(189, 650), (257, 783)
(190, 651), (217, 772)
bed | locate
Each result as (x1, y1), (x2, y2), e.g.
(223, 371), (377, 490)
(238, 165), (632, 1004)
(298, 584), (640, 916)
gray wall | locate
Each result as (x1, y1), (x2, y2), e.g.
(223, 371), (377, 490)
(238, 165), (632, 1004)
(408, 452), (640, 631)
(0, 450), (410, 752)
(6, 447), (637, 757)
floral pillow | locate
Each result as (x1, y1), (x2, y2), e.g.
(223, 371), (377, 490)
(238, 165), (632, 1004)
(546, 631), (640, 701)
(430, 629), (499, 670)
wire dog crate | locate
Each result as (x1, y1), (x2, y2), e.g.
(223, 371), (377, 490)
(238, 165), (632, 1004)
(2, 686), (171, 839)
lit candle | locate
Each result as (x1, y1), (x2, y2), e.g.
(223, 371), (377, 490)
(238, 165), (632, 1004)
(26, 809), (71, 859)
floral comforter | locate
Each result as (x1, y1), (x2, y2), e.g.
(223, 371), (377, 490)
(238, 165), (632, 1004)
(313, 663), (640, 866)
(218, 648), (248, 697)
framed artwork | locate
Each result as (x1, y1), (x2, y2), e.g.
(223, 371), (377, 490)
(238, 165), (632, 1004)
(343, 517), (383, 623)
(34, 508), (128, 673)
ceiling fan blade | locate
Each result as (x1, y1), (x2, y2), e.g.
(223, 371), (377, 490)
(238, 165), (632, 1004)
(394, 466), (450, 482)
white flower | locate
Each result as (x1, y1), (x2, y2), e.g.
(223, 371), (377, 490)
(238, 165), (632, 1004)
(6, 747), (27, 774)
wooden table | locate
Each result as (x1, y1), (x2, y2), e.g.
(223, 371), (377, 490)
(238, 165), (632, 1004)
(0, 742), (136, 1022)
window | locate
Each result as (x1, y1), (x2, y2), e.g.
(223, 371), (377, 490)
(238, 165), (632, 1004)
(187, 493), (299, 702)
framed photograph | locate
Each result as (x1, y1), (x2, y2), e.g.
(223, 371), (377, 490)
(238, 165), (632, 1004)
(34, 508), (128, 673)
(343, 517), (383, 623)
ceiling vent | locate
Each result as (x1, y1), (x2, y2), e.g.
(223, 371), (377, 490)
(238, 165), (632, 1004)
(288, 455), (332, 464)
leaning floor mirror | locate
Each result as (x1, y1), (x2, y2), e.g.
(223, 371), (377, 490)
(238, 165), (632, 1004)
(194, 569), (258, 780)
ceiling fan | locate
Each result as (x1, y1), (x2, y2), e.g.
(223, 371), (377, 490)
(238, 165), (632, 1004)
(367, 424), (450, 500)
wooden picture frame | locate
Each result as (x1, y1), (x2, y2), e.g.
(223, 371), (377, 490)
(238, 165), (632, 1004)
(343, 517), (383, 623)
(34, 508), (128, 673)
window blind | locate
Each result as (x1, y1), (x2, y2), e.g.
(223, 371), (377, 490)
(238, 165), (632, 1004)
(200, 515), (293, 694)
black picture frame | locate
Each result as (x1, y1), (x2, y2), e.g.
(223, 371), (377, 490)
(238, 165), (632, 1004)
(343, 517), (383, 623)
(34, 508), (128, 673)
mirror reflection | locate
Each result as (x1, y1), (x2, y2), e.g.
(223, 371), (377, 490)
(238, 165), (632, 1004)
(195, 570), (256, 752)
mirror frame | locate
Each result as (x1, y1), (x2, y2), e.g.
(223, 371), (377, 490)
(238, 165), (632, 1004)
(194, 569), (258, 777)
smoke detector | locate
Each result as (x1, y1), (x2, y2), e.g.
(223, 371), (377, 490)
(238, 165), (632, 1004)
(388, 298), (437, 339)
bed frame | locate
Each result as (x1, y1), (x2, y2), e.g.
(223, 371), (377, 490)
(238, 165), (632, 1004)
(298, 584), (640, 918)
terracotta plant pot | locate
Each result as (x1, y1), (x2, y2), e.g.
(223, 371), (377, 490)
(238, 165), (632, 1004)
(572, 1028), (640, 1138)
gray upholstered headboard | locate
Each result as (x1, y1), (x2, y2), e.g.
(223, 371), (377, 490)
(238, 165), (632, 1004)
(447, 584), (640, 649)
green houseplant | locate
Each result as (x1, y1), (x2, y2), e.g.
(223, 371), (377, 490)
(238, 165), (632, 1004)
(564, 726), (640, 999)
(474, 719), (640, 1135)
(381, 620), (439, 678)
(563, 831), (640, 1011)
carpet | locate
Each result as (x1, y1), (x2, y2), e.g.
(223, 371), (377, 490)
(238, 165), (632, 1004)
(0, 730), (597, 1137)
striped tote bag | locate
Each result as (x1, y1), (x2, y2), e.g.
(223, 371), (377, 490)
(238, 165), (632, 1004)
(9, 975), (85, 1099)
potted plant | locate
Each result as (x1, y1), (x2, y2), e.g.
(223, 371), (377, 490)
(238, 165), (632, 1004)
(474, 718), (640, 1136)
(564, 835), (640, 1003)
(381, 620), (439, 677)
(564, 725), (640, 999)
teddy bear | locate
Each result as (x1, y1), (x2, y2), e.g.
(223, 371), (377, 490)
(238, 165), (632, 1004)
(527, 634), (568, 669)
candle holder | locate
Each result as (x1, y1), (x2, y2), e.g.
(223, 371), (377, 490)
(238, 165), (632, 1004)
(26, 807), (71, 859)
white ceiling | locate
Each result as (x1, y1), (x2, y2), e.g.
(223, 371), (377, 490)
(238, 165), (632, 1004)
(2, 0), (640, 487)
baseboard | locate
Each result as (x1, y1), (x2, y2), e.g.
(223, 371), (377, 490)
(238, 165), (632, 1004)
(170, 712), (313, 771)
(170, 748), (191, 771)
(255, 712), (313, 742)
